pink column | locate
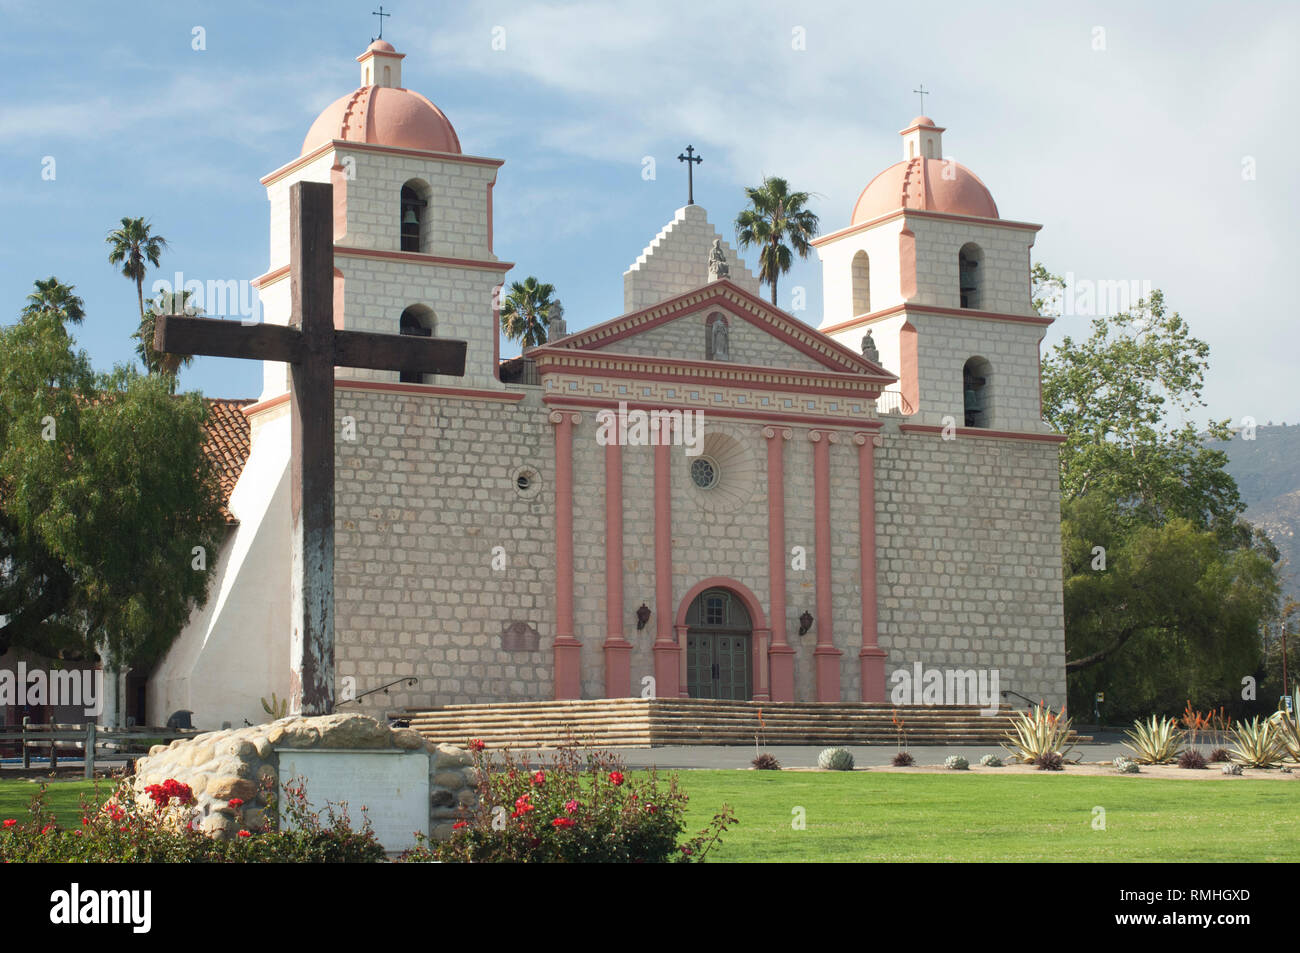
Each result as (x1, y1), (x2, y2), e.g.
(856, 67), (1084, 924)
(810, 430), (843, 702)
(764, 427), (796, 702)
(855, 432), (887, 701)
(652, 417), (681, 698)
(603, 439), (632, 697)
(550, 411), (582, 699)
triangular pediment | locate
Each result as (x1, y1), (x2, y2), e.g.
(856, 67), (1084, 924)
(547, 280), (894, 382)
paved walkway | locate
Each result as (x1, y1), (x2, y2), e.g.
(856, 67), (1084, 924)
(513, 731), (1134, 769)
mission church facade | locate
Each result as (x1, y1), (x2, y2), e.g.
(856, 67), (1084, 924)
(148, 40), (1067, 728)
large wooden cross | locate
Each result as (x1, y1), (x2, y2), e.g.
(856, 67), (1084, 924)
(155, 181), (467, 715)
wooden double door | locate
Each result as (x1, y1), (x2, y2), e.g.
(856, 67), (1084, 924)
(684, 588), (753, 701)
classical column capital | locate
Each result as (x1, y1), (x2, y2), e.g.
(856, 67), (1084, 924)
(762, 426), (793, 441)
(548, 410), (581, 427)
(808, 429), (839, 445)
(852, 431), (883, 448)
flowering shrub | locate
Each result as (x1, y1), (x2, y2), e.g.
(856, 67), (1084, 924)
(0, 775), (385, 864)
(143, 779), (195, 808)
(402, 746), (735, 863)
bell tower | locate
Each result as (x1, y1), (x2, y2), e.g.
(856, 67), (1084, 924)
(254, 39), (513, 398)
(814, 117), (1052, 434)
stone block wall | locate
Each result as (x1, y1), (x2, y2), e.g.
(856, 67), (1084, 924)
(333, 386), (556, 712)
(905, 215), (1036, 316)
(873, 425), (1066, 705)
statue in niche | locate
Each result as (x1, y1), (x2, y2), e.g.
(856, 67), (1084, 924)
(710, 317), (730, 361)
(861, 329), (879, 364)
(546, 301), (567, 342)
(707, 238), (729, 281)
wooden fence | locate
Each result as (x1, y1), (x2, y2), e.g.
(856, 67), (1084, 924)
(0, 719), (198, 779)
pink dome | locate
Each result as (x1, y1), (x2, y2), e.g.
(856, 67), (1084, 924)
(301, 85), (461, 156)
(366, 39), (396, 53)
(852, 157), (998, 222)
(908, 115), (936, 128)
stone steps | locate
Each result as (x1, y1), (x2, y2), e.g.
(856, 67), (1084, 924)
(400, 699), (1084, 749)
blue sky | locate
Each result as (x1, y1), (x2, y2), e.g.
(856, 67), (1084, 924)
(2, 0), (1296, 426)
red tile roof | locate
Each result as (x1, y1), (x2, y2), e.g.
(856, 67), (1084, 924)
(202, 399), (253, 523)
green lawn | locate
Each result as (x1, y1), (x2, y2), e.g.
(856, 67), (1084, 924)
(0, 779), (108, 823)
(4, 772), (1296, 862)
(678, 771), (1300, 862)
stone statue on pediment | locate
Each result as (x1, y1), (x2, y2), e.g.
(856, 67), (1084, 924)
(861, 329), (879, 364)
(707, 238), (729, 281)
(546, 301), (567, 342)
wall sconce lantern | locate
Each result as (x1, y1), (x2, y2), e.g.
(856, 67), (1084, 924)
(636, 603), (652, 631)
(798, 611), (814, 636)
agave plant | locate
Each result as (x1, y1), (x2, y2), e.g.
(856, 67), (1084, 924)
(1229, 716), (1287, 768)
(1002, 704), (1075, 763)
(1271, 709), (1300, 764)
(1122, 715), (1184, 765)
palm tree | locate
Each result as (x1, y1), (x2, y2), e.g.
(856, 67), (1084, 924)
(500, 277), (557, 349)
(22, 277), (86, 326)
(135, 289), (198, 390)
(734, 177), (820, 306)
(106, 217), (168, 322)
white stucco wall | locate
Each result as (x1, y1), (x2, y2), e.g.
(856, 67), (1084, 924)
(148, 411), (293, 729)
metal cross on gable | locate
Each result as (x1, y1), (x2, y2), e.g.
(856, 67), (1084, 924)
(677, 145), (703, 206)
(154, 181), (466, 715)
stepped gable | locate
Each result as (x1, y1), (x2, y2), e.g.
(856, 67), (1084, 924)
(623, 204), (761, 312)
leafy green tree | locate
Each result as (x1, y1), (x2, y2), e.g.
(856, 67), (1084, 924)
(499, 277), (557, 349)
(1042, 288), (1241, 529)
(1061, 495), (1277, 717)
(106, 217), (168, 322)
(1038, 270), (1281, 715)
(0, 306), (223, 667)
(22, 277), (86, 327)
(134, 288), (198, 390)
(734, 176), (819, 306)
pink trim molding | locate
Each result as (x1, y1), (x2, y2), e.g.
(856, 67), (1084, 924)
(541, 395), (883, 432)
(854, 433), (887, 701)
(260, 139), (503, 187)
(550, 411), (582, 699)
(809, 430), (843, 702)
(652, 417), (681, 698)
(603, 439), (632, 698)
(820, 303), (1054, 337)
(764, 427), (795, 702)
(899, 423), (1066, 443)
(335, 245), (514, 273)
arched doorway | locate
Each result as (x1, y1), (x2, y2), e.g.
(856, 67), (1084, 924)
(684, 587), (753, 700)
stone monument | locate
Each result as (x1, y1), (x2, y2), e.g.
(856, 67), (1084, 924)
(707, 238), (730, 281)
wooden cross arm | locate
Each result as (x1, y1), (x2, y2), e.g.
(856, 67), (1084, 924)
(332, 330), (467, 377)
(154, 314), (303, 364)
